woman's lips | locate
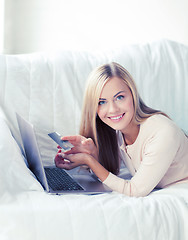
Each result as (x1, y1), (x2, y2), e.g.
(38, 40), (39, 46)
(108, 113), (125, 122)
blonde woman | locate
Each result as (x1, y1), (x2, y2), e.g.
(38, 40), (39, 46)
(55, 62), (188, 197)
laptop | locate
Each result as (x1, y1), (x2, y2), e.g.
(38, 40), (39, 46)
(16, 113), (111, 195)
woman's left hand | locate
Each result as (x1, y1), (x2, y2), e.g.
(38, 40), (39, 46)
(54, 149), (92, 170)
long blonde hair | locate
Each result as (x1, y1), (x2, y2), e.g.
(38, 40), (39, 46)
(79, 62), (167, 174)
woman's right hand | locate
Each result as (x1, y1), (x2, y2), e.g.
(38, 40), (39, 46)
(60, 135), (98, 160)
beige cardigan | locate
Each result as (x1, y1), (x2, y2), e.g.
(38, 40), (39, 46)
(103, 114), (188, 197)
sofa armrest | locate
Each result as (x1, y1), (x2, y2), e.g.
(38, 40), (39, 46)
(0, 110), (43, 194)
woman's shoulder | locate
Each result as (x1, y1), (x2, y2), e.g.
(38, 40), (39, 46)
(141, 114), (181, 138)
(143, 114), (174, 127)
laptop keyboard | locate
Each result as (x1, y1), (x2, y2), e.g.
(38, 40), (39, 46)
(44, 167), (84, 191)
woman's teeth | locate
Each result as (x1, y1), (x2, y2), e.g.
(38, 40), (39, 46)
(110, 114), (124, 120)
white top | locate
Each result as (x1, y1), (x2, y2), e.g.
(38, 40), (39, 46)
(103, 114), (188, 197)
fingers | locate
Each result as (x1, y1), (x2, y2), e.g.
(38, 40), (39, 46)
(56, 161), (73, 170)
(54, 153), (78, 170)
(54, 152), (65, 165)
(63, 148), (77, 154)
(82, 138), (93, 146)
(61, 135), (77, 141)
(61, 135), (86, 144)
(54, 152), (72, 169)
(55, 152), (74, 164)
(61, 135), (80, 142)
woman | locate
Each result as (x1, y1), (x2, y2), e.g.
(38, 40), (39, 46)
(55, 62), (188, 197)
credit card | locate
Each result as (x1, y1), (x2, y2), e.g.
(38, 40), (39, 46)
(48, 132), (74, 151)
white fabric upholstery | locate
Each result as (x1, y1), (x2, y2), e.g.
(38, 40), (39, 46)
(0, 39), (188, 166)
(0, 39), (188, 240)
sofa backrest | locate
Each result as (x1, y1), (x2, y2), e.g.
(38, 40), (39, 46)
(0, 39), (187, 165)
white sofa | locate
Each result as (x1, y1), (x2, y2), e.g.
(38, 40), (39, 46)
(0, 39), (188, 240)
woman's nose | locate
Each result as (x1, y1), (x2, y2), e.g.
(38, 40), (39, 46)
(108, 101), (119, 113)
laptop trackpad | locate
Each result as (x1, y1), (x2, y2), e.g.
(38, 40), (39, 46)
(73, 173), (110, 192)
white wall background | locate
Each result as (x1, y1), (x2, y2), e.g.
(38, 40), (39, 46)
(0, 0), (4, 53)
(1, 0), (188, 54)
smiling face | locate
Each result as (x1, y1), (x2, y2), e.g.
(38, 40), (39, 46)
(97, 77), (135, 134)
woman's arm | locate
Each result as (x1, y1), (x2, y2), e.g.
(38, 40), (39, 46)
(103, 124), (182, 197)
(54, 151), (109, 182)
(87, 155), (109, 182)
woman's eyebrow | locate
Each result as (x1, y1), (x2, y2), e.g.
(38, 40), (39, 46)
(99, 91), (125, 100)
(113, 91), (125, 98)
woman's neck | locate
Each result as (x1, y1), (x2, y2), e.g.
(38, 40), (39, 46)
(122, 123), (140, 146)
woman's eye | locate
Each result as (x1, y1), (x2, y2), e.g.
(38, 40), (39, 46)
(116, 95), (124, 101)
(98, 100), (106, 106)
